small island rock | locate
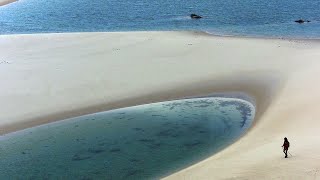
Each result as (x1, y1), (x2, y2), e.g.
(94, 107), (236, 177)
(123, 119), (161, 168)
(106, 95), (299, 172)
(190, 14), (202, 19)
(295, 19), (311, 24)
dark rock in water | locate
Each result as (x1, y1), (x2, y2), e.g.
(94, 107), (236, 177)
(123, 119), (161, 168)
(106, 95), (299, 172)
(190, 14), (202, 19)
(295, 19), (310, 24)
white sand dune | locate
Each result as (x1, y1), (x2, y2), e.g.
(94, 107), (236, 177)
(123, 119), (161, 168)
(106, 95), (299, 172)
(1, 31), (320, 179)
(0, 0), (17, 6)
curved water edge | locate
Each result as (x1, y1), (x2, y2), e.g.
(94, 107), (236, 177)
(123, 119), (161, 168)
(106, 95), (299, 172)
(0, 96), (255, 179)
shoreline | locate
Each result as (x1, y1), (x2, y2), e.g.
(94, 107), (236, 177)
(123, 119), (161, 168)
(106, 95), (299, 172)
(0, 0), (17, 6)
(0, 96), (255, 179)
(0, 96), (255, 138)
(1, 31), (320, 179)
(1, 30), (320, 42)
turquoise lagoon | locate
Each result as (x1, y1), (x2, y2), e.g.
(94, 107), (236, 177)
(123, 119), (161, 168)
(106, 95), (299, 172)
(0, 97), (255, 179)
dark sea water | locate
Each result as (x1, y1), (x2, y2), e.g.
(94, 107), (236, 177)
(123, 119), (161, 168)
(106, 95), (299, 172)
(0, 0), (319, 38)
(0, 97), (254, 179)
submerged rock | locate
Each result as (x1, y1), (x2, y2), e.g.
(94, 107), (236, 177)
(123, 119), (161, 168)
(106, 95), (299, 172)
(295, 19), (310, 24)
(190, 14), (202, 19)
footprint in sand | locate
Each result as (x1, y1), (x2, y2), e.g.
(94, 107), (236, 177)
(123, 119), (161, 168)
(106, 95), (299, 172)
(0, 60), (11, 64)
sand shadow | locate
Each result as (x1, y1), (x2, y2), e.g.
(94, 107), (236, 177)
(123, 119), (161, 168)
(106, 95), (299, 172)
(1, 70), (286, 135)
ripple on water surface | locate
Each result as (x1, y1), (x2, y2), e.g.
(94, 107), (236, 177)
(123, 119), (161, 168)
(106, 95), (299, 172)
(0, 97), (255, 179)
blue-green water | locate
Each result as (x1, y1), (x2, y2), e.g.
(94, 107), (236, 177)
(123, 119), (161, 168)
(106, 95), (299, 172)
(0, 0), (319, 38)
(0, 97), (254, 179)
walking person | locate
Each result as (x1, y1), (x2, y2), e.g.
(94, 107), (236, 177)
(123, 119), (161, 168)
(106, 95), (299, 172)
(282, 137), (290, 158)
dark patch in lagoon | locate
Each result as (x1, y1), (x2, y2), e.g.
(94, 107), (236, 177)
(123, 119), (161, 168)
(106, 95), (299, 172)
(109, 148), (121, 153)
(130, 159), (140, 163)
(0, 97), (254, 179)
(219, 100), (252, 127)
(151, 114), (166, 118)
(194, 104), (210, 108)
(184, 140), (204, 148)
(125, 169), (144, 178)
(162, 122), (173, 126)
(133, 127), (144, 132)
(88, 148), (105, 154)
(155, 129), (178, 137)
(139, 139), (155, 143)
(72, 154), (92, 161)
(80, 176), (93, 180)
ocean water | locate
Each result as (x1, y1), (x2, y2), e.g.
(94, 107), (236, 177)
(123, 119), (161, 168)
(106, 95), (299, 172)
(0, 0), (319, 38)
(0, 97), (254, 179)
